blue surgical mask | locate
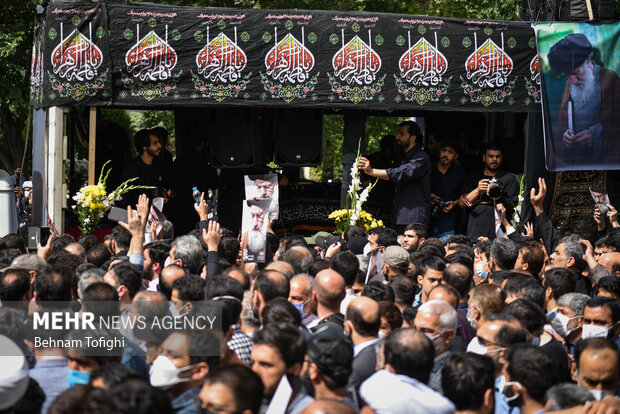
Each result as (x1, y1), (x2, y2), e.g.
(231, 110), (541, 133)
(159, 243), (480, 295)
(67, 369), (91, 387)
(292, 299), (309, 319)
(532, 335), (541, 346)
(292, 302), (306, 319)
(475, 262), (489, 280)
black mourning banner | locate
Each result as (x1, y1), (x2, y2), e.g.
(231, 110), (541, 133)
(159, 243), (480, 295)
(33, 3), (113, 106)
(32, 3), (542, 112)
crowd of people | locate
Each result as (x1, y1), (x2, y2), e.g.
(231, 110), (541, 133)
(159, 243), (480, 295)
(0, 117), (620, 414)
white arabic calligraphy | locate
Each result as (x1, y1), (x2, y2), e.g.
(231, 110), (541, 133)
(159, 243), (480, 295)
(51, 23), (103, 82)
(125, 25), (177, 82)
(196, 28), (247, 83)
(530, 55), (540, 85)
(332, 29), (381, 85)
(465, 33), (513, 88)
(264, 28), (314, 83)
(399, 32), (447, 86)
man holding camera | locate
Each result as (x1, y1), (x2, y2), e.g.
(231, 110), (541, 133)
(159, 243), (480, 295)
(430, 138), (466, 242)
(459, 144), (518, 241)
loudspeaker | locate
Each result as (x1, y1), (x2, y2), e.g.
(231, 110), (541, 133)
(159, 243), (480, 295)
(210, 108), (263, 168)
(274, 109), (323, 167)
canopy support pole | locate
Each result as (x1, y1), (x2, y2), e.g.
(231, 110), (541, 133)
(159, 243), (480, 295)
(47, 106), (67, 233)
(88, 107), (96, 185)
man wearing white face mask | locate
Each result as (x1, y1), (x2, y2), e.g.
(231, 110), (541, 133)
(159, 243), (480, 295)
(575, 338), (620, 401)
(582, 297), (620, 345)
(542, 268), (575, 321)
(414, 299), (457, 393)
(553, 292), (590, 355)
(502, 344), (562, 414)
(150, 331), (220, 414)
(467, 314), (528, 414)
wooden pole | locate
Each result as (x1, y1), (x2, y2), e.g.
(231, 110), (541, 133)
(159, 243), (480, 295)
(88, 107), (96, 185)
(585, 0), (594, 20)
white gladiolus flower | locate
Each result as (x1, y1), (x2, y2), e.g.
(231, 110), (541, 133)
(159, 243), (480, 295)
(359, 187), (370, 204)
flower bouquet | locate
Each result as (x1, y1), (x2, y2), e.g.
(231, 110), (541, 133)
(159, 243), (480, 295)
(511, 173), (526, 228)
(328, 144), (383, 234)
(72, 161), (154, 234)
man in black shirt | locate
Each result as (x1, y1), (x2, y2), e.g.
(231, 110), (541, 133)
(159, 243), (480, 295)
(121, 129), (164, 207)
(359, 121), (431, 230)
(459, 144), (518, 241)
(430, 138), (466, 242)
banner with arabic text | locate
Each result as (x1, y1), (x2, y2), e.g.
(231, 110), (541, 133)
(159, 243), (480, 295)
(33, 3), (541, 112)
(32, 3), (112, 106)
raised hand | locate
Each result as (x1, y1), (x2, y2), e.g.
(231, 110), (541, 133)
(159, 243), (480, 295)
(202, 220), (221, 252)
(530, 177), (546, 216)
(194, 192), (209, 221)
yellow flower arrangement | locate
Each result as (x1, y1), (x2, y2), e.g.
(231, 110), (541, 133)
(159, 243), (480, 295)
(328, 142), (381, 234)
(329, 209), (383, 234)
(72, 161), (153, 234)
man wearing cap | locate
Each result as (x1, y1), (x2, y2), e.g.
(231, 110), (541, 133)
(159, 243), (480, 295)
(548, 33), (620, 164)
(1, 254), (48, 300)
(302, 323), (356, 409)
(382, 245), (409, 281)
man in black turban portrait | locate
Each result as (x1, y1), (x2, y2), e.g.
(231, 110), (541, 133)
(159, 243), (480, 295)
(547, 33), (620, 165)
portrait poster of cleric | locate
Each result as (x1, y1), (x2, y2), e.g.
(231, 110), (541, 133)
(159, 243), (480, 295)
(241, 198), (271, 263)
(533, 22), (620, 171)
(244, 174), (279, 220)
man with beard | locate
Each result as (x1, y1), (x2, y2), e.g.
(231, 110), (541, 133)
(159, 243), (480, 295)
(459, 144), (518, 241)
(359, 121), (431, 231)
(548, 33), (620, 167)
(430, 138), (466, 242)
(248, 174), (279, 220)
(250, 175), (276, 199)
(243, 199), (270, 262)
(144, 242), (170, 292)
(121, 129), (165, 207)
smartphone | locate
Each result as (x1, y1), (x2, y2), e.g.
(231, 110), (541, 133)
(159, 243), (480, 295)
(27, 227), (51, 250)
(108, 206), (128, 223)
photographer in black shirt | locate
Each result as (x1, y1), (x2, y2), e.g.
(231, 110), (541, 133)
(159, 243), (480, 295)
(459, 144), (518, 241)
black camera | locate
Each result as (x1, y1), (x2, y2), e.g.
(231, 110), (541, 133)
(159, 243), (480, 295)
(431, 195), (446, 219)
(487, 177), (503, 200)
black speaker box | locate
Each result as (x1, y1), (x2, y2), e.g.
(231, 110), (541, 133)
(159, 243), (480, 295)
(274, 109), (323, 167)
(210, 108), (264, 168)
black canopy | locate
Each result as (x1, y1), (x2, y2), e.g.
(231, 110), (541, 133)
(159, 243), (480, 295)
(30, 2), (541, 112)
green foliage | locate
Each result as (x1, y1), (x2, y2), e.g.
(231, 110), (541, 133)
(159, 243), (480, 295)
(365, 116), (410, 154)
(102, 109), (136, 140)
(313, 114), (344, 182)
(135, 110), (176, 156)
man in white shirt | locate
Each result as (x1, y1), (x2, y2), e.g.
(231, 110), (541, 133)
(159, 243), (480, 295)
(360, 328), (455, 414)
